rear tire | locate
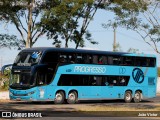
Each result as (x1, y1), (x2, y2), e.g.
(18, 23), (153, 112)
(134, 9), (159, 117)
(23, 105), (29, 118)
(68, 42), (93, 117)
(124, 91), (132, 103)
(54, 91), (65, 104)
(133, 91), (141, 103)
(67, 91), (78, 104)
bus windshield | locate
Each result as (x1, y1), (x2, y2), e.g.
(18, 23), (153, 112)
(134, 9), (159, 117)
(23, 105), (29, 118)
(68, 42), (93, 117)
(14, 51), (42, 66)
(10, 71), (35, 89)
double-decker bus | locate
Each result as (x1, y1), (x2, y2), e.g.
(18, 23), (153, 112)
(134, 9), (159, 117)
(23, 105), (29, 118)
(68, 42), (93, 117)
(2, 47), (157, 104)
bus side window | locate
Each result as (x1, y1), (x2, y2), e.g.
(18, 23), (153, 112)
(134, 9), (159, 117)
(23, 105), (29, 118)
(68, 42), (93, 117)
(59, 55), (67, 63)
(42, 52), (58, 63)
(93, 55), (98, 64)
(37, 70), (46, 85)
(113, 56), (121, 65)
(84, 55), (91, 64)
(122, 57), (133, 66)
(102, 56), (108, 64)
(135, 57), (147, 67)
(108, 56), (113, 65)
(77, 54), (83, 63)
(69, 54), (76, 63)
(98, 56), (103, 64)
(102, 76), (109, 86)
(149, 58), (156, 67)
(98, 56), (107, 64)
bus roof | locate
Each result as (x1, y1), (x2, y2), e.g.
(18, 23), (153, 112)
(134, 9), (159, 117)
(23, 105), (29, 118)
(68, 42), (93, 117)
(22, 47), (156, 58)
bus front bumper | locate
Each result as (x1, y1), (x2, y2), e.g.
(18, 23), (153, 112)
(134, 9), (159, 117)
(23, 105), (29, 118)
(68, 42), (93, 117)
(9, 88), (37, 101)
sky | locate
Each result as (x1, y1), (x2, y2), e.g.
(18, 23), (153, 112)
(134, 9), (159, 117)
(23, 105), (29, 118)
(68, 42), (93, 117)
(0, 9), (159, 68)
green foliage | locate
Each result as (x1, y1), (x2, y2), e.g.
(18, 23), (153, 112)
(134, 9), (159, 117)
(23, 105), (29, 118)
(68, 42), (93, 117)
(1, 80), (9, 90)
(39, 0), (105, 48)
(0, 0), (46, 48)
(104, 0), (160, 53)
(113, 42), (122, 52)
(0, 0), (105, 49)
(0, 69), (10, 91)
(127, 48), (139, 53)
(0, 34), (24, 49)
(0, 72), (9, 90)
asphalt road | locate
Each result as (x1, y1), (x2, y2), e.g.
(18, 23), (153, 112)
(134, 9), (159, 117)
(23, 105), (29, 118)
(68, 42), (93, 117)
(0, 95), (160, 119)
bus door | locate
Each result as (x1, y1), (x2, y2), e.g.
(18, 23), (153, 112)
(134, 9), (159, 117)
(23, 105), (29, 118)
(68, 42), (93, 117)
(36, 70), (48, 100)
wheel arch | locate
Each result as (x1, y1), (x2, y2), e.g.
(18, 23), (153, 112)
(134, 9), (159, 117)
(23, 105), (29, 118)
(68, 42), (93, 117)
(135, 89), (142, 93)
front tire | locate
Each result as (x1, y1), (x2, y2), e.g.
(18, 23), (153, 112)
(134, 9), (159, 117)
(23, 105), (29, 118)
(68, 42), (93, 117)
(67, 91), (78, 104)
(124, 91), (132, 103)
(133, 91), (141, 103)
(54, 91), (65, 104)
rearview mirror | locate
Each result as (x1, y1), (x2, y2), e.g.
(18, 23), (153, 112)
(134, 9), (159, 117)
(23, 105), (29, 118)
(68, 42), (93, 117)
(1, 64), (13, 75)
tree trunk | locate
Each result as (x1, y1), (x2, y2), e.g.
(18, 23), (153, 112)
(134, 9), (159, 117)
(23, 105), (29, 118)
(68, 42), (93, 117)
(113, 28), (116, 52)
(26, 0), (33, 48)
(65, 38), (69, 48)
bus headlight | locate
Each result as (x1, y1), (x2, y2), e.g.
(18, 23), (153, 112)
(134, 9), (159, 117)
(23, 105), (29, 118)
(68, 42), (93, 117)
(27, 91), (35, 96)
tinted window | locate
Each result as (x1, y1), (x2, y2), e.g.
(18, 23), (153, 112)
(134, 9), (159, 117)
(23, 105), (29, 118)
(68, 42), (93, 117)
(108, 56), (121, 65)
(36, 68), (54, 86)
(58, 74), (130, 86)
(42, 52), (156, 67)
(134, 57), (156, 67)
(148, 58), (156, 67)
(42, 52), (59, 63)
(98, 56), (107, 64)
(122, 57), (134, 66)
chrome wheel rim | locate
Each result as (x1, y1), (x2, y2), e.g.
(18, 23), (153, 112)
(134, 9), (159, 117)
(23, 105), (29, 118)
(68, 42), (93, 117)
(135, 93), (140, 100)
(55, 93), (62, 101)
(69, 93), (76, 101)
(126, 93), (131, 100)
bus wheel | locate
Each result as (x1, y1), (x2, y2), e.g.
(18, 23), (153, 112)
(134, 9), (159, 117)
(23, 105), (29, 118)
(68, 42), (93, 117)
(124, 91), (132, 103)
(133, 91), (141, 103)
(54, 91), (65, 104)
(67, 91), (78, 104)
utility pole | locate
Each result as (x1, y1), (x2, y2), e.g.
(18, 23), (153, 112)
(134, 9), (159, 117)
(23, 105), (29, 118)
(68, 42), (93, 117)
(113, 27), (116, 52)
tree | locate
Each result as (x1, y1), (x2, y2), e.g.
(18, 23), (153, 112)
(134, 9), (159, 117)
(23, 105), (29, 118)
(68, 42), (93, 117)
(0, 68), (10, 90)
(113, 42), (122, 52)
(0, 34), (24, 49)
(0, 0), (46, 49)
(105, 0), (160, 54)
(40, 0), (107, 48)
(127, 48), (139, 53)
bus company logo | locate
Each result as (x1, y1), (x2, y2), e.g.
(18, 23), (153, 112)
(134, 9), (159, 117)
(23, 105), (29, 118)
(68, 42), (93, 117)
(132, 68), (144, 84)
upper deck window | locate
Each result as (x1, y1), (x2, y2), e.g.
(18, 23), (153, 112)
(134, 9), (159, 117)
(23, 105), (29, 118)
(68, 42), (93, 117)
(14, 51), (42, 66)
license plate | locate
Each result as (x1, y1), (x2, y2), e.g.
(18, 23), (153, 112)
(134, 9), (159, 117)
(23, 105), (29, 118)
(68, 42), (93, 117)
(16, 98), (21, 101)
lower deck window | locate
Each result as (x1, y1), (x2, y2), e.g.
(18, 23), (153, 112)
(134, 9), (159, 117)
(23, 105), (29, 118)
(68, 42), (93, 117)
(58, 74), (130, 86)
